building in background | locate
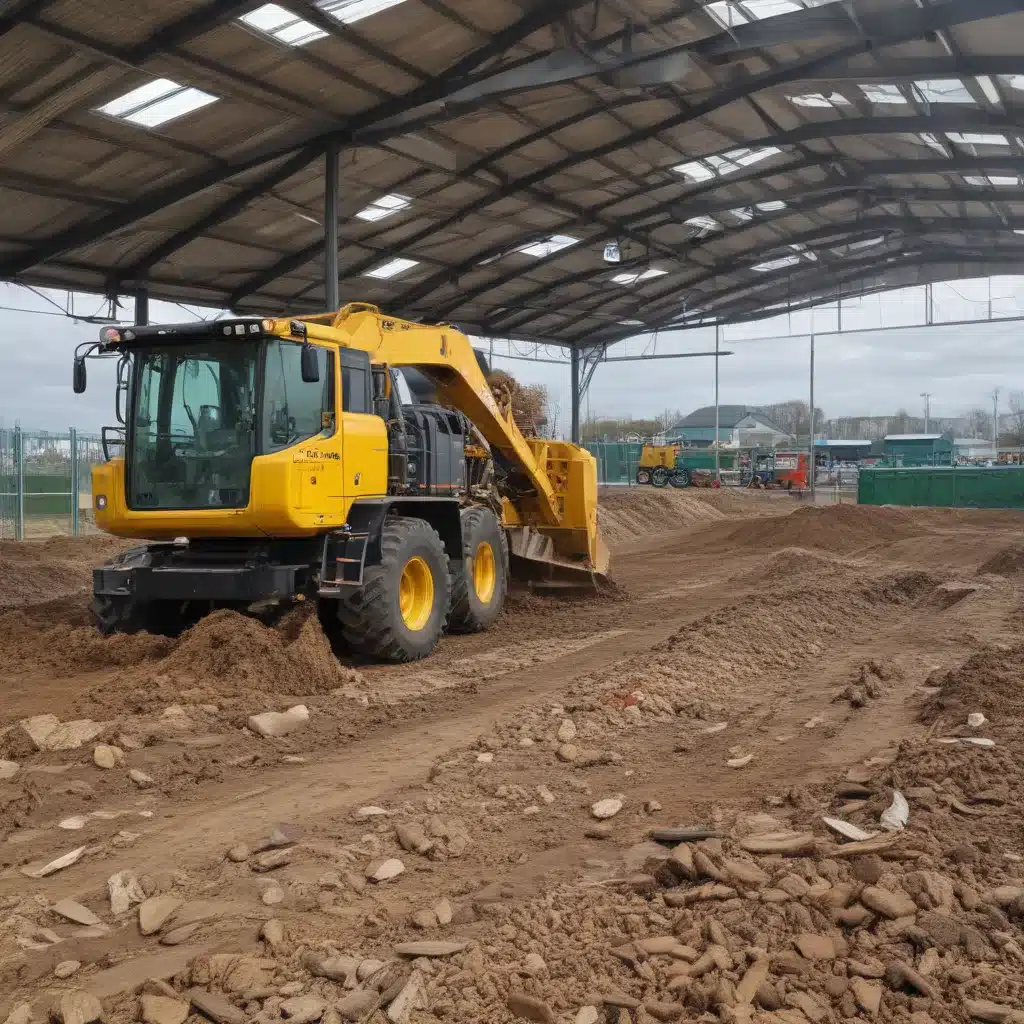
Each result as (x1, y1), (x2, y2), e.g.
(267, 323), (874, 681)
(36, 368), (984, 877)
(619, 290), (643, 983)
(883, 434), (954, 466)
(670, 406), (791, 448)
(953, 437), (995, 460)
(815, 439), (873, 463)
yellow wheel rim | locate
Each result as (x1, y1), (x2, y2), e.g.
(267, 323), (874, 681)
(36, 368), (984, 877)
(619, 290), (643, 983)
(472, 541), (497, 604)
(399, 556), (434, 631)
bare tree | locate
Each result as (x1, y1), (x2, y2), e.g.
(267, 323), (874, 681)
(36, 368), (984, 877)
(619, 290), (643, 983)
(1005, 392), (1024, 446)
(965, 407), (992, 439)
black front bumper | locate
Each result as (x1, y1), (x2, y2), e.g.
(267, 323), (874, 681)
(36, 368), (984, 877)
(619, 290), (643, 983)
(93, 539), (324, 603)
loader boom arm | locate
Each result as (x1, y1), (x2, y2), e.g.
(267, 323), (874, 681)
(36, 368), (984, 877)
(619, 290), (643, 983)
(306, 308), (564, 526)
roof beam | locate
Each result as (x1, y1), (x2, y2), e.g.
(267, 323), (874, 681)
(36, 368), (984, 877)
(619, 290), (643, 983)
(0, 1), (603, 281)
(113, 145), (324, 288)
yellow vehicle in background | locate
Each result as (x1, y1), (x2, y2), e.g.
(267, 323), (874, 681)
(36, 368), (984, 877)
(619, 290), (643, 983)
(73, 304), (608, 663)
(635, 443), (681, 487)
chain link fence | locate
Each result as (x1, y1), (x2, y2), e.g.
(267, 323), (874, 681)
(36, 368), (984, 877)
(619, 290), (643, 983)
(0, 428), (105, 540)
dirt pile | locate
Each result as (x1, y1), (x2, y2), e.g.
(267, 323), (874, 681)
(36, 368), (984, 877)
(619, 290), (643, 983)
(0, 597), (172, 678)
(920, 643), (1024, 728)
(96, 606), (363, 714)
(0, 534), (125, 609)
(599, 489), (731, 549)
(977, 544), (1024, 577)
(722, 504), (923, 554)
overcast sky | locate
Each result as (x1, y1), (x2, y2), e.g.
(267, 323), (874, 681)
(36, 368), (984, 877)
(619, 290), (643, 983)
(3, 279), (1022, 436)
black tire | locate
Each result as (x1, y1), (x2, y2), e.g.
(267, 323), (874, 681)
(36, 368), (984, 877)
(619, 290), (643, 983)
(449, 507), (508, 633)
(669, 468), (690, 488)
(635, 469), (652, 485)
(651, 466), (670, 488)
(336, 516), (450, 663)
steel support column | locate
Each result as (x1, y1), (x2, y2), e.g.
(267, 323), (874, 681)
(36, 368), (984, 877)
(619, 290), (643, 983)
(570, 344), (581, 444)
(134, 289), (149, 326)
(325, 140), (340, 311)
(809, 334), (816, 501)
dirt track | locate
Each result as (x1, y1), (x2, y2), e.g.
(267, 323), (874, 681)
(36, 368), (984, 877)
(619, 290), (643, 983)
(2, 490), (1024, 1023)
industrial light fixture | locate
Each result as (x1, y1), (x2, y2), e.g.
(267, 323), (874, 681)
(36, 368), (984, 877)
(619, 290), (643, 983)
(603, 242), (622, 263)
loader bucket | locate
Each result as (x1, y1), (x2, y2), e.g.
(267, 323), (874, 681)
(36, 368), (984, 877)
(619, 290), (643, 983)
(505, 525), (609, 590)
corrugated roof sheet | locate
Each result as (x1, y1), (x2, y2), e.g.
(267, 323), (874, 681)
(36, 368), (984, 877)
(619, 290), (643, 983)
(0, 0), (1023, 344)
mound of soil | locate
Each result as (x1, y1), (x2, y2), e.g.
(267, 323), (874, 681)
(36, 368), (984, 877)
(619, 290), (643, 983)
(977, 543), (1024, 577)
(722, 503), (921, 553)
(0, 597), (172, 682)
(598, 490), (729, 548)
(0, 534), (126, 609)
(921, 643), (1024, 725)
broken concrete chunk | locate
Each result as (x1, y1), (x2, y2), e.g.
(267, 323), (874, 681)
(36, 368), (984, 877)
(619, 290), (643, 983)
(56, 992), (103, 1024)
(591, 797), (623, 820)
(366, 858), (404, 882)
(739, 832), (816, 856)
(336, 990), (380, 1022)
(52, 899), (100, 927)
(108, 870), (146, 916)
(140, 995), (190, 1024)
(860, 886), (917, 920)
(386, 971), (425, 1024)
(187, 988), (247, 1024)
(247, 705), (310, 739)
(506, 992), (555, 1023)
(129, 768), (154, 788)
(251, 848), (292, 872)
(280, 996), (326, 1024)
(393, 940), (466, 957)
(138, 895), (181, 935)
(21, 845), (86, 878)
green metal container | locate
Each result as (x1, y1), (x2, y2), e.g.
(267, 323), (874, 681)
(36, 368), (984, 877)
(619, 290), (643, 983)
(675, 451), (737, 471)
(859, 467), (1024, 509)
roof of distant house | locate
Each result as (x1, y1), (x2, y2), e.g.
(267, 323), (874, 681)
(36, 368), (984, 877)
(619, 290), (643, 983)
(677, 405), (786, 431)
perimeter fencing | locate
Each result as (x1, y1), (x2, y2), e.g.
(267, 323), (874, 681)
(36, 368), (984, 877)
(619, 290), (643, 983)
(0, 428), (105, 540)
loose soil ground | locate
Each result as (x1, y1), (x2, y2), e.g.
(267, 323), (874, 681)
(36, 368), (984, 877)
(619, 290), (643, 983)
(1, 489), (1023, 1024)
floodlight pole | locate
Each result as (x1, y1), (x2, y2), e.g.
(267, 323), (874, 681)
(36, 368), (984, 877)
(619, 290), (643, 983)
(809, 334), (816, 501)
(325, 140), (341, 311)
(134, 289), (149, 326)
(570, 343), (581, 444)
(714, 323), (720, 485)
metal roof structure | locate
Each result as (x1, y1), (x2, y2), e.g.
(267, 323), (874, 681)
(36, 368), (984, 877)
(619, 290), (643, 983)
(3, 0), (1024, 350)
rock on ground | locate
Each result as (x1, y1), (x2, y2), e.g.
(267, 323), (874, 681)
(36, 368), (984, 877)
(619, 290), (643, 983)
(248, 705), (310, 738)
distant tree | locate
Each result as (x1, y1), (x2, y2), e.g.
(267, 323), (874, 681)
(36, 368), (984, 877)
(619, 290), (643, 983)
(756, 400), (826, 438)
(1004, 392), (1024, 446)
(965, 407), (992, 439)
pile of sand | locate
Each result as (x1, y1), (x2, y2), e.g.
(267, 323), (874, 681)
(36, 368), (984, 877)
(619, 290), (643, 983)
(921, 643), (1024, 725)
(0, 535), (126, 609)
(722, 503), (922, 553)
(977, 543), (1024, 577)
(598, 490), (730, 549)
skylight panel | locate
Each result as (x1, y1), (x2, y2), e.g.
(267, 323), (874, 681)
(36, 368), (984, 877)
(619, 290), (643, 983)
(365, 257), (419, 279)
(1001, 75), (1024, 92)
(618, 319), (645, 326)
(355, 193), (411, 222)
(833, 235), (884, 256)
(518, 235), (579, 258)
(752, 254), (801, 272)
(976, 76), (1001, 105)
(756, 200), (787, 211)
(612, 268), (667, 286)
(673, 146), (780, 183)
(859, 84), (907, 105)
(685, 215), (721, 232)
(788, 92), (851, 109)
(318, 0), (408, 25)
(239, 4), (328, 46)
(946, 132), (1008, 146)
(97, 79), (218, 128)
(962, 174), (1019, 187)
(912, 79), (975, 104)
(728, 207), (753, 222)
(706, 0), (804, 29)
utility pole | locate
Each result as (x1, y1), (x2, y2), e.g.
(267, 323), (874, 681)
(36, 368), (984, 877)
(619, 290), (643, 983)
(714, 323), (721, 485)
(920, 392), (931, 433)
(809, 334), (816, 501)
(993, 387), (1000, 453)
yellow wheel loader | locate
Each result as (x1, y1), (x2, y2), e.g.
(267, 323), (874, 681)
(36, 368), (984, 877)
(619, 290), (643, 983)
(72, 304), (609, 662)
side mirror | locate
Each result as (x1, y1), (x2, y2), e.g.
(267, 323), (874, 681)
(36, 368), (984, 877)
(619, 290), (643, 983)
(300, 342), (320, 384)
(73, 357), (87, 394)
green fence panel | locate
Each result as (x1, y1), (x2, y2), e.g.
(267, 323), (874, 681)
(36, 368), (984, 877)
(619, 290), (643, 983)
(860, 467), (1024, 509)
